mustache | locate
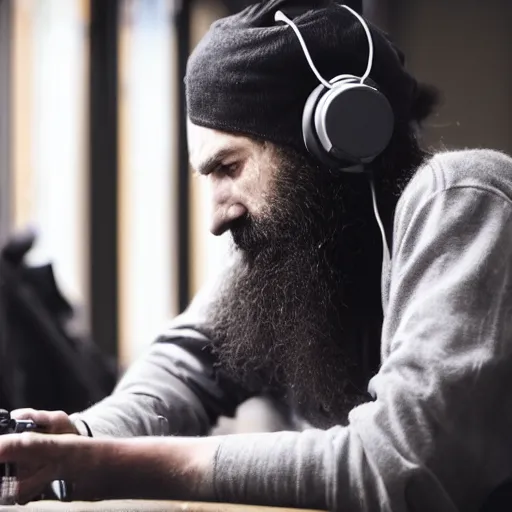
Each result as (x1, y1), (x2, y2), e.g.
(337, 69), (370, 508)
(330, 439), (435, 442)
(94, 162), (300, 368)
(230, 214), (272, 255)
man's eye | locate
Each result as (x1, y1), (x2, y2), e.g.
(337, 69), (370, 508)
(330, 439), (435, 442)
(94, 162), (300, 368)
(217, 163), (239, 177)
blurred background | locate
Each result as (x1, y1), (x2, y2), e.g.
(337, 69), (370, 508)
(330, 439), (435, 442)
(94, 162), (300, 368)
(0, 0), (511, 378)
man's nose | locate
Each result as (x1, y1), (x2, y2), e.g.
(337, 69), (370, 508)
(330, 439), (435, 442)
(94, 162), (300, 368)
(209, 178), (246, 236)
(210, 203), (247, 236)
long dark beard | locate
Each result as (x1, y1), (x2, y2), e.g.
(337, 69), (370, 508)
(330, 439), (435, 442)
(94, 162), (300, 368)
(207, 147), (401, 428)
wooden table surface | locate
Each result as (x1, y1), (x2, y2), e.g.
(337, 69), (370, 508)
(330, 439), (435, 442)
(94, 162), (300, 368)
(1, 500), (325, 512)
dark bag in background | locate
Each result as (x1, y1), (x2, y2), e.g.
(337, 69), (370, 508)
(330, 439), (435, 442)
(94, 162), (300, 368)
(0, 231), (117, 414)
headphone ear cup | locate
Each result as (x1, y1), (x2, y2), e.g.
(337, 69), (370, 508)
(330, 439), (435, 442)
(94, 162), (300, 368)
(315, 82), (394, 165)
(303, 83), (351, 169)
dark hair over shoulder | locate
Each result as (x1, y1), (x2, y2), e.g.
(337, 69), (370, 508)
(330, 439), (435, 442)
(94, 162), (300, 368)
(411, 82), (442, 126)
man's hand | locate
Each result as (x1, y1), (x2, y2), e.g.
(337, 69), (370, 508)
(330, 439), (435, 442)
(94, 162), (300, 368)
(10, 409), (78, 435)
(0, 432), (80, 503)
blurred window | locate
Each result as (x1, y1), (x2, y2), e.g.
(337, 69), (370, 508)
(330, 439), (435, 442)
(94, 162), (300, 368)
(118, 0), (178, 365)
(11, 0), (89, 306)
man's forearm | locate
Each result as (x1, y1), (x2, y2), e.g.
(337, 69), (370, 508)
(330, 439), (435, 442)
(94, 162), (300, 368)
(69, 436), (220, 501)
(74, 343), (218, 438)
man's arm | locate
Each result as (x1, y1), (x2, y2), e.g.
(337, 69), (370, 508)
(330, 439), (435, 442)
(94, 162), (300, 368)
(71, 334), (249, 438)
(65, 434), (220, 502)
(72, 255), (253, 438)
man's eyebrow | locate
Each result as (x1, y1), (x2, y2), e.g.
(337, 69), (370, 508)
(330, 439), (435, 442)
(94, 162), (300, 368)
(194, 148), (238, 176)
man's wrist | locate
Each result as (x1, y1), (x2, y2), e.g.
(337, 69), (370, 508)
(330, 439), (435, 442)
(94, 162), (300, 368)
(61, 436), (117, 500)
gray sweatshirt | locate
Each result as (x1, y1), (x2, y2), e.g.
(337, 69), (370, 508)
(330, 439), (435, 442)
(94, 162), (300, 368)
(74, 149), (512, 511)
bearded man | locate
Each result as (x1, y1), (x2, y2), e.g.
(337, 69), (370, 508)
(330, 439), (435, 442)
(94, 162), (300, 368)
(2, 1), (512, 511)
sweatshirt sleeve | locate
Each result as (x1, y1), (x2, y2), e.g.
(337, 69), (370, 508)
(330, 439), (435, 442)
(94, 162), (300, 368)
(211, 159), (512, 511)
(71, 254), (253, 438)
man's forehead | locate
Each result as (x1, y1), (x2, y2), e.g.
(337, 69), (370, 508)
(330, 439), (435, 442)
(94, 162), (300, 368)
(187, 120), (256, 172)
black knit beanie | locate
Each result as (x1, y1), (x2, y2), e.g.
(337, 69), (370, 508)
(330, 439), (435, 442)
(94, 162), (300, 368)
(185, 0), (419, 156)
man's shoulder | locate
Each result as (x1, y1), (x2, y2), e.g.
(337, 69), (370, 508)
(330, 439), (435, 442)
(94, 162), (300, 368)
(399, 148), (512, 211)
(429, 148), (512, 194)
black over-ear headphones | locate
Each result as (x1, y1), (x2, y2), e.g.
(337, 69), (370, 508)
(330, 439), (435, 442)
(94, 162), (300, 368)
(275, 5), (394, 172)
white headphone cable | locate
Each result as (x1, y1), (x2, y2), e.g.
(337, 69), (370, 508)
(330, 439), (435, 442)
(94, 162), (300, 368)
(368, 174), (391, 270)
(275, 4), (374, 87)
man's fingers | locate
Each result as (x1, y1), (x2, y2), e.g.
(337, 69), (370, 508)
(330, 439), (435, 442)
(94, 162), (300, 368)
(17, 469), (54, 505)
(0, 433), (61, 504)
(10, 408), (38, 420)
(11, 409), (50, 430)
(10, 409), (73, 434)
